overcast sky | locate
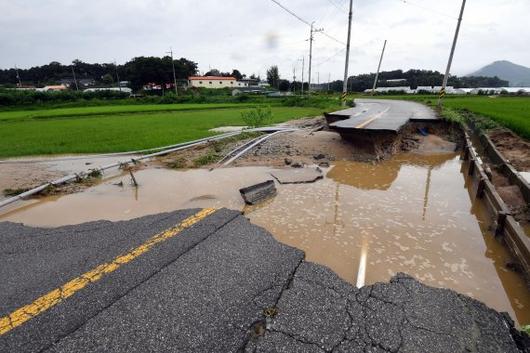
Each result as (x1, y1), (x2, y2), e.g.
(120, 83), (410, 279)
(1, 0), (529, 81)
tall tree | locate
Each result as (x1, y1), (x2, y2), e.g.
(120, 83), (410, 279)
(231, 69), (243, 80)
(267, 65), (280, 88)
(204, 69), (221, 76)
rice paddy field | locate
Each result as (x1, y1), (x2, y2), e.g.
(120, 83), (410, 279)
(384, 95), (530, 139)
(1, 96), (528, 158)
(442, 96), (530, 139)
(0, 103), (324, 158)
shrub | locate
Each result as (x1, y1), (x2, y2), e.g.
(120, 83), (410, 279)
(241, 106), (273, 127)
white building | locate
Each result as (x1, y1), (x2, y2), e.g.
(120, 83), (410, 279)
(84, 87), (132, 94)
(365, 86), (415, 94)
(188, 76), (248, 89)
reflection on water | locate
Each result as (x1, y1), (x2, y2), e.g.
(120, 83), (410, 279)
(1, 153), (529, 325)
(248, 153), (530, 325)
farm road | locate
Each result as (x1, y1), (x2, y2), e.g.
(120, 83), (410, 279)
(0, 208), (524, 353)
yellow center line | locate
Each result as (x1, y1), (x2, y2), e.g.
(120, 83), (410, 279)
(0, 208), (218, 336)
(355, 116), (379, 129)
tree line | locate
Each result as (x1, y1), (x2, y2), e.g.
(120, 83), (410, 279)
(315, 69), (508, 92)
(1, 58), (509, 93)
(0, 57), (199, 91)
(265, 66), (508, 92)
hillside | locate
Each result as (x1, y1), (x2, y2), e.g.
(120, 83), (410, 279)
(471, 60), (530, 87)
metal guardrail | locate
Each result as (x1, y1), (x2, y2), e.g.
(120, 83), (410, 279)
(0, 127), (297, 210)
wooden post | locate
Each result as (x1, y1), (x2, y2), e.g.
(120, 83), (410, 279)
(496, 211), (508, 236)
(129, 170), (138, 187)
(468, 159), (475, 176)
(476, 177), (486, 199)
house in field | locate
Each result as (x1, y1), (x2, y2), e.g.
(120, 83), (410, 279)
(188, 76), (248, 89)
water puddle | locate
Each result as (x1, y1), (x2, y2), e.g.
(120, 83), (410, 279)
(247, 153), (530, 325)
(1, 153), (529, 325)
(0, 166), (273, 225)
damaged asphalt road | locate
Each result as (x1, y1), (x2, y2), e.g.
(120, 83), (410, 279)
(0, 208), (527, 353)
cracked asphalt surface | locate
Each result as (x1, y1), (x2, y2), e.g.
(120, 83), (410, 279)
(0, 208), (527, 352)
(328, 99), (437, 132)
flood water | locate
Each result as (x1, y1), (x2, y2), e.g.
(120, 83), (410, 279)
(1, 153), (529, 325)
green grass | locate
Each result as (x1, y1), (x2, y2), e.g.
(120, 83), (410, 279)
(378, 95), (530, 139)
(442, 97), (530, 139)
(0, 103), (258, 122)
(0, 104), (324, 158)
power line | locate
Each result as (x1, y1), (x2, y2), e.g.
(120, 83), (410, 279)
(269, 0), (311, 26)
(268, 0), (347, 92)
(269, 0), (345, 45)
(319, 31), (346, 46)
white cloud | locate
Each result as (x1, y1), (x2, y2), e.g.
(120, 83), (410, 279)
(1, 0), (528, 80)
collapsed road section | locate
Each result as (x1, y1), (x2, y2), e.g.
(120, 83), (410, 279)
(0, 209), (527, 353)
(325, 99), (442, 157)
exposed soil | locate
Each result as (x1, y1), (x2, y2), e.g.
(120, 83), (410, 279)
(153, 117), (464, 171)
(154, 132), (264, 169)
(0, 164), (64, 200)
(489, 168), (530, 225)
(233, 130), (368, 167)
(472, 127), (530, 227)
(488, 129), (530, 171)
(400, 121), (464, 154)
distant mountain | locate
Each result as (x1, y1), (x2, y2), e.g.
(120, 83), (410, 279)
(470, 60), (530, 87)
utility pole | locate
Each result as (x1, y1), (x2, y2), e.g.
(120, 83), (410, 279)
(328, 72), (331, 92)
(438, 0), (466, 107)
(301, 56), (305, 95)
(308, 23), (314, 93)
(371, 39), (387, 95)
(341, 0), (354, 106)
(167, 47), (178, 96)
(114, 61), (121, 92)
(15, 65), (22, 87)
(308, 22), (323, 93)
(292, 66), (296, 93)
(71, 66), (79, 91)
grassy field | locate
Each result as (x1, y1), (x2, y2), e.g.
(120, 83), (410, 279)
(380, 95), (530, 139)
(442, 97), (530, 139)
(0, 104), (325, 158)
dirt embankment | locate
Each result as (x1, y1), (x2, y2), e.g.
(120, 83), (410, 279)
(488, 129), (530, 172)
(480, 131), (530, 226)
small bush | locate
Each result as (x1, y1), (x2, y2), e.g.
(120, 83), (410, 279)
(241, 106), (273, 127)
(193, 152), (220, 167)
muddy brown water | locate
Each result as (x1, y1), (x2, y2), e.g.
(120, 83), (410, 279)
(1, 154), (529, 325)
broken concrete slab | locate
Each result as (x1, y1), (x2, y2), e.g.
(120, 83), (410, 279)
(270, 167), (323, 184)
(247, 264), (527, 353)
(239, 180), (277, 205)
